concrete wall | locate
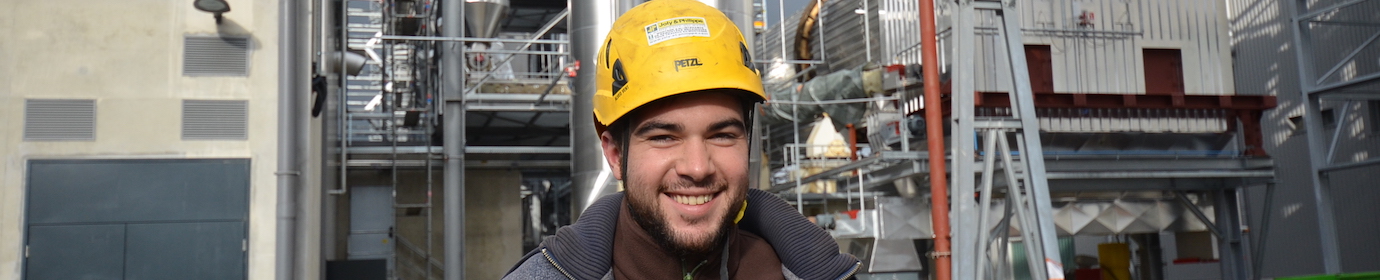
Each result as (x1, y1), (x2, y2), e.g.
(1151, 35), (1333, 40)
(1226, 0), (1380, 277)
(0, 0), (301, 279)
(342, 169), (524, 279)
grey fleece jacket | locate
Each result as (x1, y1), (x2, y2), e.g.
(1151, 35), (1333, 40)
(503, 189), (860, 280)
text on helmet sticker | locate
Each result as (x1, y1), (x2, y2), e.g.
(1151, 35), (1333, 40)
(645, 17), (710, 46)
(673, 57), (703, 72)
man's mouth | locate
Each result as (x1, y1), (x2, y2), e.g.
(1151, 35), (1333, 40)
(670, 193), (715, 205)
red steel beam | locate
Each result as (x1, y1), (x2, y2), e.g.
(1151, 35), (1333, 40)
(919, 88), (1276, 156)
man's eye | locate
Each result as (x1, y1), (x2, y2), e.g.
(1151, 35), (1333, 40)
(647, 135), (675, 142)
(711, 133), (739, 140)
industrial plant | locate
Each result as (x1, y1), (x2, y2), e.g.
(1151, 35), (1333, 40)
(1, 0), (1378, 279)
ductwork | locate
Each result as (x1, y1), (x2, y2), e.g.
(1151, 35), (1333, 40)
(465, 0), (509, 39)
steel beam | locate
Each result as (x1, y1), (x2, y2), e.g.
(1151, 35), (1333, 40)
(1215, 189), (1249, 280)
(997, 2), (1064, 278)
(1046, 170), (1275, 179)
(1306, 71), (1380, 97)
(1293, 0), (1373, 21)
(1174, 191), (1223, 240)
(346, 159), (570, 169)
(465, 104), (569, 112)
(949, 0), (979, 277)
(1290, 0), (1344, 273)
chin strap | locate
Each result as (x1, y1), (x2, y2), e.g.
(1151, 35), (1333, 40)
(733, 200), (747, 224)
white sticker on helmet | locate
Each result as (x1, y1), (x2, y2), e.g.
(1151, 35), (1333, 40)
(644, 17), (710, 46)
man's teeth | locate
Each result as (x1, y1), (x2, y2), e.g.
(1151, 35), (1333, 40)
(672, 194), (713, 205)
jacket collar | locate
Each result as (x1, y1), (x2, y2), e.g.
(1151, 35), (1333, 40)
(543, 192), (623, 280)
(541, 189), (860, 280)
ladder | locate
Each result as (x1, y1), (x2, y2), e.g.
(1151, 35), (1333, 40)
(949, 1), (1064, 279)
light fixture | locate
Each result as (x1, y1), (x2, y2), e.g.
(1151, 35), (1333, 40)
(194, 0), (232, 24)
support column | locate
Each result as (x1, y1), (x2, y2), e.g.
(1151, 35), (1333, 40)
(1288, 0), (1343, 273)
(443, 0), (467, 279)
(1216, 188), (1249, 280)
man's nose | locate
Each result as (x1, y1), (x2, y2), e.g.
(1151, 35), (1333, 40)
(675, 137), (716, 183)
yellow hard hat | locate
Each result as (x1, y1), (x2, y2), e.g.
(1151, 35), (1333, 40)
(593, 0), (767, 130)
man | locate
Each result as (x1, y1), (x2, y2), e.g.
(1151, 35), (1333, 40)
(505, 0), (859, 279)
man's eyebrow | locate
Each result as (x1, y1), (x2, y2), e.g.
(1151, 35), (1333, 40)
(633, 121), (682, 136)
(708, 118), (746, 132)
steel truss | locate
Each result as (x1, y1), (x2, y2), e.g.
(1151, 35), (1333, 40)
(1289, 0), (1380, 274)
(949, 1), (1063, 279)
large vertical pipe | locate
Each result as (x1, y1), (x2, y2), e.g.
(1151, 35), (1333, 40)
(276, 0), (309, 279)
(698, 0), (755, 51)
(918, 0), (951, 279)
(570, 0), (620, 219)
(316, 0), (340, 263)
(443, 0), (467, 279)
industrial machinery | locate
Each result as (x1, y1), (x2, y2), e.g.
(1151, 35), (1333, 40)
(754, 0), (1274, 279)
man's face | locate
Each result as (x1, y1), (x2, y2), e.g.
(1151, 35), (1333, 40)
(601, 91), (750, 256)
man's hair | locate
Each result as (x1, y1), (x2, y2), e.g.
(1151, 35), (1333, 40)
(605, 90), (757, 147)
(605, 90), (757, 183)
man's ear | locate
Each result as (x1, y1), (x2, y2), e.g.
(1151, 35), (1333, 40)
(599, 131), (624, 180)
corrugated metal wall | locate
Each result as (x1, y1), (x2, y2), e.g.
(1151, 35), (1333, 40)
(945, 0), (1235, 95)
(1228, 0), (1380, 277)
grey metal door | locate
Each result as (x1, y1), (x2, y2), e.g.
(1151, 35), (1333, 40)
(348, 185), (395, 262)
(24, 159), (249, 280)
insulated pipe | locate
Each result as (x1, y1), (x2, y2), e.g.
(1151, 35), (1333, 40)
(316, 0), (340, 264)
(443, 0), (467, 279)
(570, 0), (622, 220)
(918, 0), (952, 279)
(276, 0), (309, 279)
(697, 0), (755, 51)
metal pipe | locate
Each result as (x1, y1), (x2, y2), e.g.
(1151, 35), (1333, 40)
(443, 0), (466, 279)
(329, 0), (350, 197)
(570, 0), (622, 219)
(317, 0), (342, 265)
(918, 0), (952, 277)
(276, 0), (309, 278)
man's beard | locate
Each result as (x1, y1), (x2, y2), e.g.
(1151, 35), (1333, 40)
(626, 182), (743, 258)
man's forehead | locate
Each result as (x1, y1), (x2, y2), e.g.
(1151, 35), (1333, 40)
(628, 91), (746, 127)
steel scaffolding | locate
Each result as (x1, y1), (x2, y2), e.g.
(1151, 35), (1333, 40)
(948, 1), (1063, 279)
(1288, 0), (1380, 274)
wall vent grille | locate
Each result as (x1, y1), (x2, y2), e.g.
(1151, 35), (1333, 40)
(183, 36), (250, 76)
(183, 100), (248, 140)
(24, 99), (96, 141)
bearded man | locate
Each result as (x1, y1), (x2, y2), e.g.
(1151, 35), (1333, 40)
(505, 1), (859, 279)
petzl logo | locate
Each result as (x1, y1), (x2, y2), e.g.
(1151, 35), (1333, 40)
(674, 58), (703, 72)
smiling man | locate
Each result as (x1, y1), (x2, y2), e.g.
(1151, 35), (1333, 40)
(504, 0), (859, 279)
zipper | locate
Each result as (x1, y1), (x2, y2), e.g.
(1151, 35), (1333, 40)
(541, 248), (576, 280)
(833, 260), (862, 280)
